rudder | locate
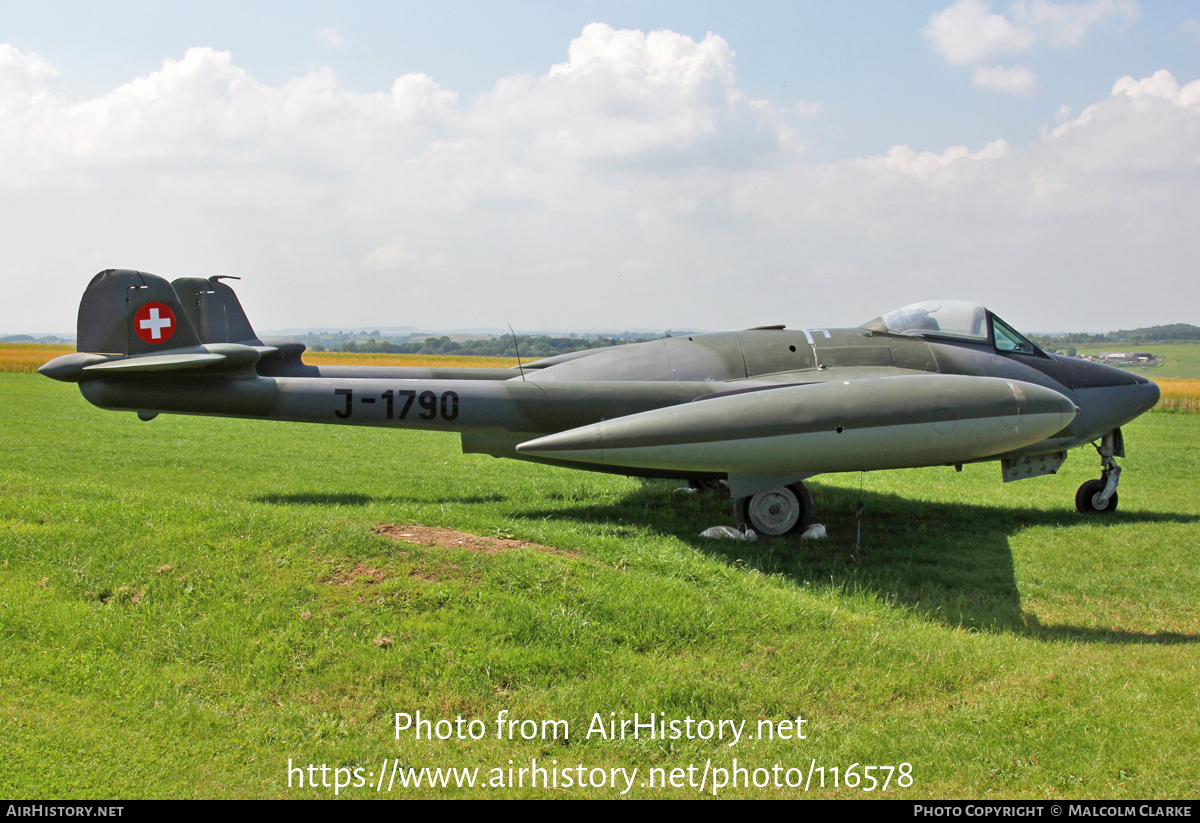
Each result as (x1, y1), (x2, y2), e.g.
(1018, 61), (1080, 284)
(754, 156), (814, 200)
(172, 276), (262, 345)
(77, 270), (202, 354)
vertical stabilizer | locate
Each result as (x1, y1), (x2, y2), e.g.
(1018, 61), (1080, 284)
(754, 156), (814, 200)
(172, 276), (261, 345)
(77, 270), (202, 354)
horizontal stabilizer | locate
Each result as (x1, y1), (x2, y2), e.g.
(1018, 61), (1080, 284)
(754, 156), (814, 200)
(82, 353), (227, 373)
(40, 342), (268, 382)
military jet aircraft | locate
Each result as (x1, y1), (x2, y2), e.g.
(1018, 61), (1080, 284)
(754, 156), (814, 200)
(40, 270), (1160, 536)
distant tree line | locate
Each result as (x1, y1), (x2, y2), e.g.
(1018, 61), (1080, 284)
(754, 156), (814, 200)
(1030, 323), (1200, 348)
(0, 335), (69, 344)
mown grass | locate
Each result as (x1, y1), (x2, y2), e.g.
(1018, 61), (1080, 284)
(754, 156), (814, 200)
(2, 372), (1198, 799)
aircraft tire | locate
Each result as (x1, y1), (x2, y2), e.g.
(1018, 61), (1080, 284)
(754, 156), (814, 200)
(1075, 478), (1118, 514)
(735, 482), (814, 537)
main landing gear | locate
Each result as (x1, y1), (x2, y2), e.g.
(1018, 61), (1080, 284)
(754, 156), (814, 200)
(734, 482), (814, 537)
(1076, 429), (1123, 515)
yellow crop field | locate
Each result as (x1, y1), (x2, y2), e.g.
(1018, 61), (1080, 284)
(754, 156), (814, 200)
(301, 350), (519, 369)
(1154, 378), (1200, 413)
(0, 343), (75, 373)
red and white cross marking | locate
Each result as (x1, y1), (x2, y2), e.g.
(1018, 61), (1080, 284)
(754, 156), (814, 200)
(134, 302), (176, 344)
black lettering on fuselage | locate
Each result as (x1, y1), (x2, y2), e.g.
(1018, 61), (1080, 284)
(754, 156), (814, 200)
(334, 388), (460, 422)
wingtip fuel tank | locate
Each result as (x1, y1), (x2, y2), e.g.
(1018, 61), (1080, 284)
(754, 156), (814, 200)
(516, 375), (1077, 475)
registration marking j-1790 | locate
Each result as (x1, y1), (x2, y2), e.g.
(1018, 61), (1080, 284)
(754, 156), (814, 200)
(333, 388), (460, 421)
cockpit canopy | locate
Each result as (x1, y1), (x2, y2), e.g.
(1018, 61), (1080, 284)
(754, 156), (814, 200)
(864, 300), (1037, 354)
(879, 300), (987, 339)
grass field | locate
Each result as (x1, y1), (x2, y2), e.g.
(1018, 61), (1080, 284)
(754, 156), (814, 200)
(2, 372), (1198, 799)
(1074, 343), (1200, 380)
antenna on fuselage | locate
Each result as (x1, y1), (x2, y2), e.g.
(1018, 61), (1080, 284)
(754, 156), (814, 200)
(509, 324), (525, 381)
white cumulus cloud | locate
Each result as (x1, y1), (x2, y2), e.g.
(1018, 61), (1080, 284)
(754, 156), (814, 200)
(924, 0), (1036, 64)
(973, 64), (1039, 94)
(924, 0), (1139, 94)
(472, 23), (792, 169)
(925, 0), (1138, 62)
(1010, 0), (1139, 47)
(855, 139), (1011, 179)
(0, 42), (58, 97)
(317, 27), (350, 49)
(1112, 69), (1200, 107)
(0, 32), (1196, 335)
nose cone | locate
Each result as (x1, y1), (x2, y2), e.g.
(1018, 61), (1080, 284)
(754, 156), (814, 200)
(1143, 379), (1161, 410)
(1058, 356), (1160, 437)
(1124, 379), (1161, 418)
(1057, 355), (1149, 390)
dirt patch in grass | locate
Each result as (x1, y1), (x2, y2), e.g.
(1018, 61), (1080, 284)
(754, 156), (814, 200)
(326, 562), (387, 586)
(374, 523), (575, 556)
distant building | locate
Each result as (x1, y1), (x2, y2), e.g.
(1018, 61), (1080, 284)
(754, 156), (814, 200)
(1099, 351), (1156, 364)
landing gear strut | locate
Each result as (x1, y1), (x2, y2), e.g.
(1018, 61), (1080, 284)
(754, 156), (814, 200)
(734, 482), (814, 536)
(1076, 430), (1122, 514)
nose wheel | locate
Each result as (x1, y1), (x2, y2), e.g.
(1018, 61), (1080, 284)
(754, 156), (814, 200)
(734, 482), (813, 536)
(1076, 430), (1122, 514)
(1075, 475), (1118, 514)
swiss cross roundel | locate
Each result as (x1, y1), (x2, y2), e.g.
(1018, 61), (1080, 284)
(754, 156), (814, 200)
(133, 302), (176, 344)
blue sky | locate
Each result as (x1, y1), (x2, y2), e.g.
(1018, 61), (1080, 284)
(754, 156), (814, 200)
(2, 1), (1199, 333)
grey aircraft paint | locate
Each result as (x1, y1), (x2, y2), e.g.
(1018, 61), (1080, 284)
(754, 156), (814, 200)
(40, 270), (1161, 535)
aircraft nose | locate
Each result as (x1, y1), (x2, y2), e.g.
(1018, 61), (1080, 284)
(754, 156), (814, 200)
(1059, 355), (1160, 437)
(1130, 379), (1160, 416)
(1056, 354), (1148, 391)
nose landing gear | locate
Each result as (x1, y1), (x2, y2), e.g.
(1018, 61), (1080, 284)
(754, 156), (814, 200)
(1076, 429), (1123, 514)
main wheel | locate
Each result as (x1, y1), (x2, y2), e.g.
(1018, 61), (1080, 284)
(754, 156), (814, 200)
(1075, 478), (1118, 514)
(735, 483), (814, 536)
